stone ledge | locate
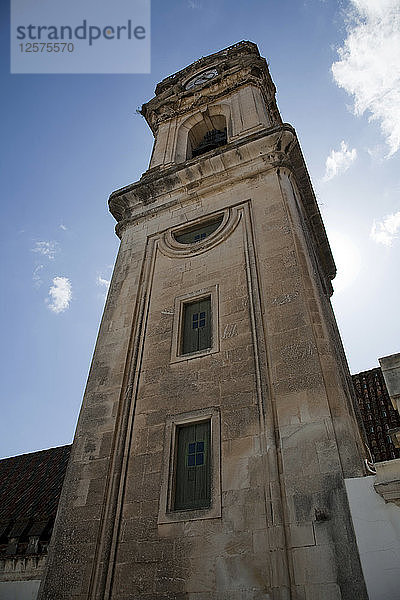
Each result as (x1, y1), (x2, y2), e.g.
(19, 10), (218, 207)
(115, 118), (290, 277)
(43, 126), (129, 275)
(374, 458), (400, 507)
(109, 124), (336, 286)
(0, 554), (46, 582)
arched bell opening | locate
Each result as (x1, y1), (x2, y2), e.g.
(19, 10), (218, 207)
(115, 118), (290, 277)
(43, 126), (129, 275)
(186, 114), (227, 160)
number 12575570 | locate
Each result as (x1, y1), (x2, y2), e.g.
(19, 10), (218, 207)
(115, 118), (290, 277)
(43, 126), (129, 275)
(19, 43), (74, 52)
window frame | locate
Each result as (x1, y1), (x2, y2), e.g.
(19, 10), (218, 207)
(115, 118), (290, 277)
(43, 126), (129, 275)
(170, 285), (219, 364)
(158, 407), (221, 524)
(173, 214), (224, 245)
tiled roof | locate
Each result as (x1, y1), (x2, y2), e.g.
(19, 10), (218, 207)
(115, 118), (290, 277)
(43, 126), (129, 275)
(0, 444), (71, 556)
(352, 367), (400, 463)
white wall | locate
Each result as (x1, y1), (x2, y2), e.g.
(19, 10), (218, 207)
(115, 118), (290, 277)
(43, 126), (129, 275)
(0, 580), (40, 600)
(346, 475), (400, 600)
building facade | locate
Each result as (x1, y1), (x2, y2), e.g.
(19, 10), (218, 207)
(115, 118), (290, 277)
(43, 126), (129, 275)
(38, 42), (369, 599)
(352, 367), (400, 463)
(0, 446), (70, 599)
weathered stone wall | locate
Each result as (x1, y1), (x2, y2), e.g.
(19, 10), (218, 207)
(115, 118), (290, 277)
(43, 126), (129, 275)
(112, 200), (275, 599)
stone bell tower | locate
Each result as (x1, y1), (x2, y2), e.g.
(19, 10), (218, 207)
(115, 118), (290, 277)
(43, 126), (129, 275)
(39, 42), (368, 600)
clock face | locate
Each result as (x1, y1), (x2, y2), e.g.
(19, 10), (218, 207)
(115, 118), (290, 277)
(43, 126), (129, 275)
(185, 68), (218, 90)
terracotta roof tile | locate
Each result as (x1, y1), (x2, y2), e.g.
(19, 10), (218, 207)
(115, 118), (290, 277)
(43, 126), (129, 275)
(352, 368), (400, 463)
(0, 445), (71, 555)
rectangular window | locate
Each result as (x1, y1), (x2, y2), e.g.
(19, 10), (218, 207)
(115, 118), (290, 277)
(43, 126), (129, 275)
(170, 286), (219, 364)
(158, 408), (221, 524)
(182, 297), (211, 355)
(174, 420), (211, 511)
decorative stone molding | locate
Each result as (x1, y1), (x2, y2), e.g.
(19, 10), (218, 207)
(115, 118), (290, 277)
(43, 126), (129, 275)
(379, 352), (400, 414)
(109, 124), (336, 289)
(160, 208), (239, 258)
(378, 353), (400, 449)
(374, 458), (400, 507)
(109, 125), (294, 225)
(141, 41), (281, 134)
(0, 554), (47, 582)
(389, 427), (400, 449)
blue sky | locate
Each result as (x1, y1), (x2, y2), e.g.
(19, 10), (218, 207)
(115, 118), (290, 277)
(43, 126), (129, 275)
(1, 0), (399, 458)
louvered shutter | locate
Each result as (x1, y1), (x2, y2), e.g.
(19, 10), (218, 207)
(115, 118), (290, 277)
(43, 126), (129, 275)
(198, 298), (211, 351)
(182, 298), (211, 355)
(174, 421), (211, 511)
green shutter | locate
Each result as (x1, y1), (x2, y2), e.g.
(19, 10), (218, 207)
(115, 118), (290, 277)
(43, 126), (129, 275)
(174, 421), (211, 511)
(182, 297), (211, 355)
(183, 301), (199, 354)
(198, 298), (211, 351)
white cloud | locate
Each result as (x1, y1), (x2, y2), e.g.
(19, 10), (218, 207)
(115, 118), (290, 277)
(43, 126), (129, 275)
(96, 275), (110, 288)
(323, 141), (357, 181)
(32, 241), (59, 260)
(32, 264), (44, 288)
(46, 277), (72, 314)
(370, 211), (400, 246)
(332, 0), (400, 156)
(366, 144), (385, 160)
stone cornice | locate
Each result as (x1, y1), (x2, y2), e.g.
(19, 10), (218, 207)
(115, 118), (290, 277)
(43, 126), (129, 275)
(0, 554), (46, 581)
(108, 123), (336, 283)
(109, 124), (293, 226)
(374, 459), (400, 507)
(155, 41), (260, 95)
